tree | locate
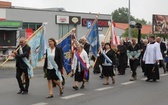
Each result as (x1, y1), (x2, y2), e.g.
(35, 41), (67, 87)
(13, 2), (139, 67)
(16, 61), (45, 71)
(122, 28), (146, 38)
(112, 7), (135, 23)
(112, 7), (147, 24)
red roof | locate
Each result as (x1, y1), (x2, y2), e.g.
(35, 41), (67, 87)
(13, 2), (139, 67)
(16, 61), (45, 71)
(115, 23), (152, 35)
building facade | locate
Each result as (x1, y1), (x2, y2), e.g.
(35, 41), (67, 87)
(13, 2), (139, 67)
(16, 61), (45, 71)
(0, 7), (112, 40)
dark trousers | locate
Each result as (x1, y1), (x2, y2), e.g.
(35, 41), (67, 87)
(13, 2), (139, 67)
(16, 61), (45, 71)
(159, 60), (166, 71)
(146, 64), (159, 80)
(141, 61), (146, 75)
(130, 59), (139, 77)
(16, 68), (29, 91)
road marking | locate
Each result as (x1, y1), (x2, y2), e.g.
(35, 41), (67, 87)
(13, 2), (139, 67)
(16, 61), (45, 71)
(121, 81), (135, 85)
(160, 74), (168, 77)
(61, 93), (84, 99)
(95, 86), (113, 91)
(32, 102), (48, 105)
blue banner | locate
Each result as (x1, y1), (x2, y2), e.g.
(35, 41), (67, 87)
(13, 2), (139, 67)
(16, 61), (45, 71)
(87, 22), (100, 57)
(28, 26), (46, 68)
(58, 34), (71, 75)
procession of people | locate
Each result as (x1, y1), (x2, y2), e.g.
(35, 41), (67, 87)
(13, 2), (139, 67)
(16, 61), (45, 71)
(9, 34), (168, 99)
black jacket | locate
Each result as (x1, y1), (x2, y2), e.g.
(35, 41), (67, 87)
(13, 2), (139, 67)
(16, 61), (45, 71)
(43, 46), (63, 70)
(160, 42), (166, 56)
(100, 49), (116, 65)
(84, 43), (90, 55)
(16, 44), (31, 69)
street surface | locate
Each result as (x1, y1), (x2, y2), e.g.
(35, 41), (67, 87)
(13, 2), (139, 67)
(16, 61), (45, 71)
(0, 66), (168, 105)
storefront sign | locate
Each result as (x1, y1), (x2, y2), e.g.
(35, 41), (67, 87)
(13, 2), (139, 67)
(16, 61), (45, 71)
(56, 15), (69, 24)
(69, 16), (81, 24)
(0, 20), (22, 27)
(82, 18), (110, 27)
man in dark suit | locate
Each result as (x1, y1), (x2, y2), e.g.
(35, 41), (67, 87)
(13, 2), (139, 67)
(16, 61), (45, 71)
(81, 37), (90, 55)
(156, 37), (166, 73)
(11, 37), (31, 94)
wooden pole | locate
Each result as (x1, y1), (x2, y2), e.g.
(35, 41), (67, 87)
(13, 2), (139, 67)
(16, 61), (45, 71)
(57, 28), (76, 44)
(0, 25), (44, 67)
(92, 24), (112, 68)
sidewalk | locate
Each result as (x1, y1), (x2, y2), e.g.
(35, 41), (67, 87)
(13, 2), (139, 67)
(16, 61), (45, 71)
(0, 60), (44, 69)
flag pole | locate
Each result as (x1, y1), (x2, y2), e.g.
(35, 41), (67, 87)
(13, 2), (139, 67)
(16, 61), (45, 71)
(57, 28), (76, 44)
(85, 13), (100, 38)
(0, 25), (44, 67)
(92, 24), (111, 68)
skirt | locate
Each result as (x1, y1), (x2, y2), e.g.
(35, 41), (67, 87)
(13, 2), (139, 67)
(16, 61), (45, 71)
(47, 69), (59, 80)
(102, 65), (115, 77)
(75, 70), (84, 82)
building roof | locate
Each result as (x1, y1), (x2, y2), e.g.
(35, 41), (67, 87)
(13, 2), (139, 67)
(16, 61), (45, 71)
(115, 23), (152, 35)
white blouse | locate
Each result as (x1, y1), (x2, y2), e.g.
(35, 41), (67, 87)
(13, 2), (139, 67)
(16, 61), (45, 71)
(72, 49), (90, 72)
(47, 47), (55, 69)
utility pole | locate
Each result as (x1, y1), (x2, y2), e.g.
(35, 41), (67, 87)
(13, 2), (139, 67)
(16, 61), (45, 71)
(128, 0), (131, 39)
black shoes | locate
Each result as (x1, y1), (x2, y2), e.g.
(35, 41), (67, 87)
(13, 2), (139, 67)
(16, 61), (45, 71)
(146, 79), (157, 82)
(22, 91), (28, 94)
(103, 83), (109, 85)
(17, 90), (23, 94)
(17, 90), (28, 94)
(72, 86), (78, 90)
(46, 95), (53, 99)
(80, 85), (85, 89)
(99, 75), (104, 79)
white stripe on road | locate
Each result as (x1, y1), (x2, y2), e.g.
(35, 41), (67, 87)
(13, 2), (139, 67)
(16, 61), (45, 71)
(121, 81), (135, 85)
(160, 73), (168, 77)
(61, 93), (84, 99)
(95, 87), (113, 91)
(32, 102), (48, 105)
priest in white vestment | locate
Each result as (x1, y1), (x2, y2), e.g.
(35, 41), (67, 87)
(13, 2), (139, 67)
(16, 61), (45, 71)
(143, 36), (163, 82)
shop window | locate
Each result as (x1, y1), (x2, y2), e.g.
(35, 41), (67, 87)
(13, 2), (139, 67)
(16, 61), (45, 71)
(23, 22), (42, 31)
(59, 24), (76, 39)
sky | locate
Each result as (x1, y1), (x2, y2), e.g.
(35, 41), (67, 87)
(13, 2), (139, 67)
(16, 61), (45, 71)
(2, 0), (168, 22)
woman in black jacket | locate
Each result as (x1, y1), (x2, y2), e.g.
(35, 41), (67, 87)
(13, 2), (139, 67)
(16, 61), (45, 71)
(100, 43), (116, 85)
(43, 38), (63, 98)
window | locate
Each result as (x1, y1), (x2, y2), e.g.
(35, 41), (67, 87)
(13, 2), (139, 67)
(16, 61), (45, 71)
(59, 24), (76, 39)
(22, 22), (42, 31)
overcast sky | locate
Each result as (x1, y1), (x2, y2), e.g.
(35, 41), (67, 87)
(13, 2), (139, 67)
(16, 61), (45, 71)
(3, 0), (168, 22)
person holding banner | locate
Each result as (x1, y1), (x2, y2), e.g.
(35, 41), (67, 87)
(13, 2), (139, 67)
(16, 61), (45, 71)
(100, 43), (116, 85)
(72, 44), (90, 90)
(10, 37), (31, 94)
(43, 38), (63, 98)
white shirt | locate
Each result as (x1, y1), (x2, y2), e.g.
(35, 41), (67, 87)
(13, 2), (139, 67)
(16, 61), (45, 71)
(143, 42), (163, 64)
(72, 49), (90, 72)
(47, 47), (55, 69)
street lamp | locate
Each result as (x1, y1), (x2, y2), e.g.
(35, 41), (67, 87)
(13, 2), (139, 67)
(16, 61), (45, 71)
(129, 21), (142, 44)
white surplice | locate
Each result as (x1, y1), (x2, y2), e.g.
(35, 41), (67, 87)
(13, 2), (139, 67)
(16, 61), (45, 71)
(143, 42), (163, 64)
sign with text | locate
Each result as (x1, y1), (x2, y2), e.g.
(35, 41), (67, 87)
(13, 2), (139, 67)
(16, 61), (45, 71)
(56, 15), (69, 24)
(0, 20), (22, 27)
(82, 18), (110, 27)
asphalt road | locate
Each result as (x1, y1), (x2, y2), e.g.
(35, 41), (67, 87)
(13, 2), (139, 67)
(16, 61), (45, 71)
(0, 67), (168, 105)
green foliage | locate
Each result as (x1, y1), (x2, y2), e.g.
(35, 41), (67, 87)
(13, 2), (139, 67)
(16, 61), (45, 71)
(112, 7), (147, 25)
(122, 28), (147, 38)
